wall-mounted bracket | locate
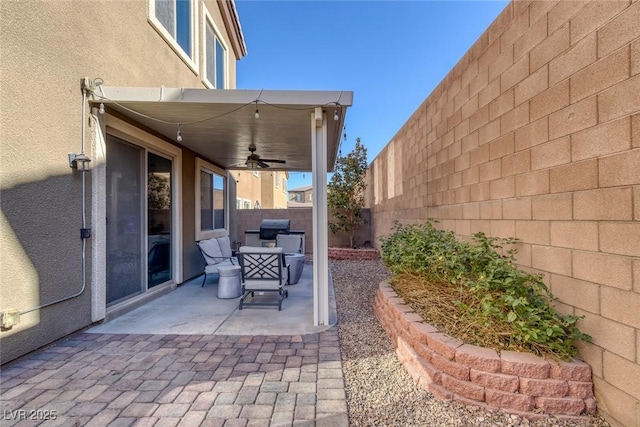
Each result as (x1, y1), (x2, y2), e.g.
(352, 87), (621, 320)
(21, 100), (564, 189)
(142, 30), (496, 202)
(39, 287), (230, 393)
(1, 309), (20, 329)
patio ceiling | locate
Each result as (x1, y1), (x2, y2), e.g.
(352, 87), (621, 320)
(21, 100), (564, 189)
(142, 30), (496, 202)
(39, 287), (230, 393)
(92, 87), (353, 171)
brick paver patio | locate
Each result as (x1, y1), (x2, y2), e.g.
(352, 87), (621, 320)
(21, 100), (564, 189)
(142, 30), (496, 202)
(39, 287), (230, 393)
(0, 330), (348, 426)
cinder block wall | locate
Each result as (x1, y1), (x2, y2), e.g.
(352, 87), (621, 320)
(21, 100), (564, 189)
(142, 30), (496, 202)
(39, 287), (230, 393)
(365, 1), (640, 426)
(236, 208), (372, 253)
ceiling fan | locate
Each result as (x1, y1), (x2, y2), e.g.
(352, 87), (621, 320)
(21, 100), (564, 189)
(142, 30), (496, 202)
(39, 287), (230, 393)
(245, 143), (286, 169)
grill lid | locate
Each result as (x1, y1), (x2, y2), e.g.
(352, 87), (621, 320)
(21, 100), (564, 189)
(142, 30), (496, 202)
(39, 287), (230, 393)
(259, 219), (291, 240)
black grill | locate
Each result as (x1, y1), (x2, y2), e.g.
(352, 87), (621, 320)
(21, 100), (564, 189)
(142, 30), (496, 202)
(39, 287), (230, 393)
(259, 219), (291, 240)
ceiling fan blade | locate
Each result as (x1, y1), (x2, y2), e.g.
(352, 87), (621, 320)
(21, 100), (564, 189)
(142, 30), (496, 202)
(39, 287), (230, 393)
(258, 160), (270, 168)
(260, 159), (286, 164)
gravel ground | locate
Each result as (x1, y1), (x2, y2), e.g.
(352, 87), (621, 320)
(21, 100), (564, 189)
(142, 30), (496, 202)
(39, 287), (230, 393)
(330, 259), (611, 427)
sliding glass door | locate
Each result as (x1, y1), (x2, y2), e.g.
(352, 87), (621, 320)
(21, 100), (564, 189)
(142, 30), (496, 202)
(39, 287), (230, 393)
(106, 135), (173, 306)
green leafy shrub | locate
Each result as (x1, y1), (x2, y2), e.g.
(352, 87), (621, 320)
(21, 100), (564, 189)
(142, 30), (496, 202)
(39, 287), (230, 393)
(380, 221), (591, 360)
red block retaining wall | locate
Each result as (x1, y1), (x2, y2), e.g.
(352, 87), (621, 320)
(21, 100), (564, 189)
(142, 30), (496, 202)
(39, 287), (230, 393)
(374, 281), (596, 420)
(328, 247), (379, 260)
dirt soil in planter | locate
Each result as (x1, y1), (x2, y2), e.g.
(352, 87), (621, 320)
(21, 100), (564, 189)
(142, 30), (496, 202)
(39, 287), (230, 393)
(391, 272), (558, 358)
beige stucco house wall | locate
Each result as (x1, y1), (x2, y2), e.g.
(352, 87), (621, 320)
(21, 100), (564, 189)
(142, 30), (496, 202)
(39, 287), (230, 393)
(230, 170), (289, 209)
(261, 171), (289, 209)
(231, 170), (263, 209)
(1, 0), (245, 363)
(366, 1), (640, 425)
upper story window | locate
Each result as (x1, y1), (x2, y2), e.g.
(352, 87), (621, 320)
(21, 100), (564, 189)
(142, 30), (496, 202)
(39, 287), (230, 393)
(149, 0), (198, 72)
(275, 172), (280, 188)
(203, 7), (227, 89)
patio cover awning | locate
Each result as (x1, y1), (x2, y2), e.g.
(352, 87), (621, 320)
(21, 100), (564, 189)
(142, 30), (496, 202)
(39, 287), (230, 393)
(89, 87), (353, 326)
(90, 87), (352, 171)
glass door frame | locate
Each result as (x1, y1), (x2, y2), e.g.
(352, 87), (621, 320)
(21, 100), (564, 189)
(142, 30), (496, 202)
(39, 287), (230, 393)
(147, 150), (174, 289)
(105, 135), (146, 305)
(100, 115), (183, 313)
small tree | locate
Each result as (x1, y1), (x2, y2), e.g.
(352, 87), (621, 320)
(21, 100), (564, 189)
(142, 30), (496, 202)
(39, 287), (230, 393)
(148, 174), (171, 209)
(328, 137), (368, 248)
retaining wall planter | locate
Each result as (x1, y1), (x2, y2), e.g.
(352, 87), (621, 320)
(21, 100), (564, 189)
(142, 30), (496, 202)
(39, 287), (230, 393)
(374, 281), (596, 421)
(328, 247), (379, 260)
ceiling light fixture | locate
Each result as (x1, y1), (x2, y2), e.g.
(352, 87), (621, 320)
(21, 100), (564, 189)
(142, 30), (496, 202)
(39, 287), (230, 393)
(246, 158), (259, 169)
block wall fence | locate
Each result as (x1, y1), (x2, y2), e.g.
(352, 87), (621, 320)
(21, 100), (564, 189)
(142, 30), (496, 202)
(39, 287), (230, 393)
(235, 208), (372, 253)
(364, 1), (640, 426)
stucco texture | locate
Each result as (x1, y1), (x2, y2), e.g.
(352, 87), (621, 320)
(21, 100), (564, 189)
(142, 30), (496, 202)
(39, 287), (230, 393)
(1, 0), (239, 363)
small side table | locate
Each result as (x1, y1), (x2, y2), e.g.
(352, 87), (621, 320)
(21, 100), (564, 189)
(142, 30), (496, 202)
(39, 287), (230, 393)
(217, 265), (241, 299)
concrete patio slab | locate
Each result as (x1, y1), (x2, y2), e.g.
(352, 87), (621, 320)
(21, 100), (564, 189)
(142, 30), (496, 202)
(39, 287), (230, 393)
(87, 263), (337, 336)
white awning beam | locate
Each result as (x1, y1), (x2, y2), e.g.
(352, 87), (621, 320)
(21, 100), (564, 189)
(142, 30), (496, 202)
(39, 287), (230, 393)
(90, 87), (352, 172)
(312, 107), (329, 326)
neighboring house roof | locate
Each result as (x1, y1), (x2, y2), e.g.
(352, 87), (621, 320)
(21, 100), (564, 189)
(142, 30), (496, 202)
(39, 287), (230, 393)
(290, 185), (313, 192)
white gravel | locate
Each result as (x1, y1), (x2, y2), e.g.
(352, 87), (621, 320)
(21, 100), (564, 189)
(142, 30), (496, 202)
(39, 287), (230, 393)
(330, 259), (611, 427)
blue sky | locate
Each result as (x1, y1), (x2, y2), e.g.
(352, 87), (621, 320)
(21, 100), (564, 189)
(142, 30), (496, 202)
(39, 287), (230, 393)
(235, 0), (510, 190)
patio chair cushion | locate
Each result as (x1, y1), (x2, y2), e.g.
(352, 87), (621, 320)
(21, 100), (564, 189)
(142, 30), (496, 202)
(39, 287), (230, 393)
(243, 280), (283, 291)
(238, 246), (288, 286)
(199, 238), (224, 265)
(204, 259), (236, 274)
(276, 234), (303, 254)
(217, 235), (233, 258)
(197, 233), (238, 287)
(237, 246), (289, 310)
(240, 245), (285, 254)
